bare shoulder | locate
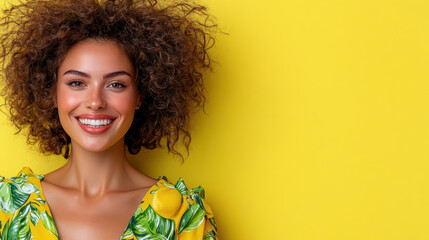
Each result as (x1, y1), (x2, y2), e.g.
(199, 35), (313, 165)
(124, 165), (158, 190)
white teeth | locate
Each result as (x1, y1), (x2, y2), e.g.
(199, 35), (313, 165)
(78, 118), (113, 128)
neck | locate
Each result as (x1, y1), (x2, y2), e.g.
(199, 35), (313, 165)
(59, 138), (133, 197)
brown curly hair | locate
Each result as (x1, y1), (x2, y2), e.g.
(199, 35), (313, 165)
(0, 0), (216, 159)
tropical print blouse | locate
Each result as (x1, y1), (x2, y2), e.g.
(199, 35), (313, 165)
(0, 168), (217, 240)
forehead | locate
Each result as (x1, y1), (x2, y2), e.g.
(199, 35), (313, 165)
(58, 39), (135, 76)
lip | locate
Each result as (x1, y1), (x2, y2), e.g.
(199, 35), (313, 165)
(75, 114), (116, 120)
(75, 114), (116, 134)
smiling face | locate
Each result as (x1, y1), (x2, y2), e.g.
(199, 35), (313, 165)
(56, 39), (140, 153)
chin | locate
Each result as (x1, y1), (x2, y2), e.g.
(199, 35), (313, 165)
(74, 139), (121, 153)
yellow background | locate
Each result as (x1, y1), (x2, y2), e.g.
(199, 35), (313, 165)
(1, 0), (429, 239)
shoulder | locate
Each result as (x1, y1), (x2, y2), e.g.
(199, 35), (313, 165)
(0, 167), (45, 212)
(127, 176), (218, 240)
(151, 176), (214, 214)
(0, 168), (59, 238)
(153, 176), (218, 239)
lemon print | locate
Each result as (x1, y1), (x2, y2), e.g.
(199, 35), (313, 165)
(152, 187), (183, 218)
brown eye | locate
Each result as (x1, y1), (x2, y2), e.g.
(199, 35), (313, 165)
(108, 82), (126, 89)
(67, 80), (86, 88)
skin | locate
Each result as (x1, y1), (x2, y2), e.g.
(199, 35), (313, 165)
(41, 39), (158, 240)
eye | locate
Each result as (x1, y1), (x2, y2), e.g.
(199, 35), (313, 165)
(66, 80), (86, 88)
(108, 82), (126, 89)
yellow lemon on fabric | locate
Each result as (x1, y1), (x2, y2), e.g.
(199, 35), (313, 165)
(152, 187), (182, 218)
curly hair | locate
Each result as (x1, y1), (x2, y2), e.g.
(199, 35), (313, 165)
(0, 0), (216, 159)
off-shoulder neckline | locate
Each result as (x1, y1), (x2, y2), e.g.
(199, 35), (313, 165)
(20, 167), (165, 239)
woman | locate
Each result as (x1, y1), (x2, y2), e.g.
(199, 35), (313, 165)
(0, 0), (217, 239)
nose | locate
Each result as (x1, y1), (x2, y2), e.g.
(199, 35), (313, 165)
(84, 86), (106, 110)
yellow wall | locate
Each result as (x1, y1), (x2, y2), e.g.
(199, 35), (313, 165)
(1, 0), (429, 239)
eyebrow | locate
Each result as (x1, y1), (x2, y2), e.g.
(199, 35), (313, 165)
(63, 70), (90, 78)
(63, 70), (132, 79)
(104, 71), (132, 79)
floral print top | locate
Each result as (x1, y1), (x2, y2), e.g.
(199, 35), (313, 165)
(0, 168), (217, 240)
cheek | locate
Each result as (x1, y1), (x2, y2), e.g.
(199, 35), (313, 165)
(110, 93), (138, 116)
(55, 86), (82, 127)
(56, 89), (81, 112)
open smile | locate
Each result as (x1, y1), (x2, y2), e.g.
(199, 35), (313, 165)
(75, 114), (116, 134)
(78, 118), (113, 128)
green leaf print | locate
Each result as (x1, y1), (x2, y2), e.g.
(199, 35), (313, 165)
(188, 185), (208, 213)
(203, 230), (217, 240)
(17, 172), (43, 181)
(158, 176), (168, 182)
(160, 182), (175, 189)
(209, 217), (217, 231)
(121, 228), (134, 239)
(193, 195), (206, 212)
(7, 204), (32, 240)
(39, 210), (58, 236)
(190, 186), (205, 199)
(150, 189), (159, 194)
(0, 182), (31, 214)
(8, 177), (24, 185)
(29, 204), (40, 226)
(0, 201), (58, 240)
(178, 203), (205, 235)
(174, 178), (188, 195)
(9, 177), (37, 195)
(10, 185), (30, 211)
(2, 219), (10, 240)
(34, 197), (46, 205)
(126, 205), (175, 240)
(0, 182), (12, 212)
